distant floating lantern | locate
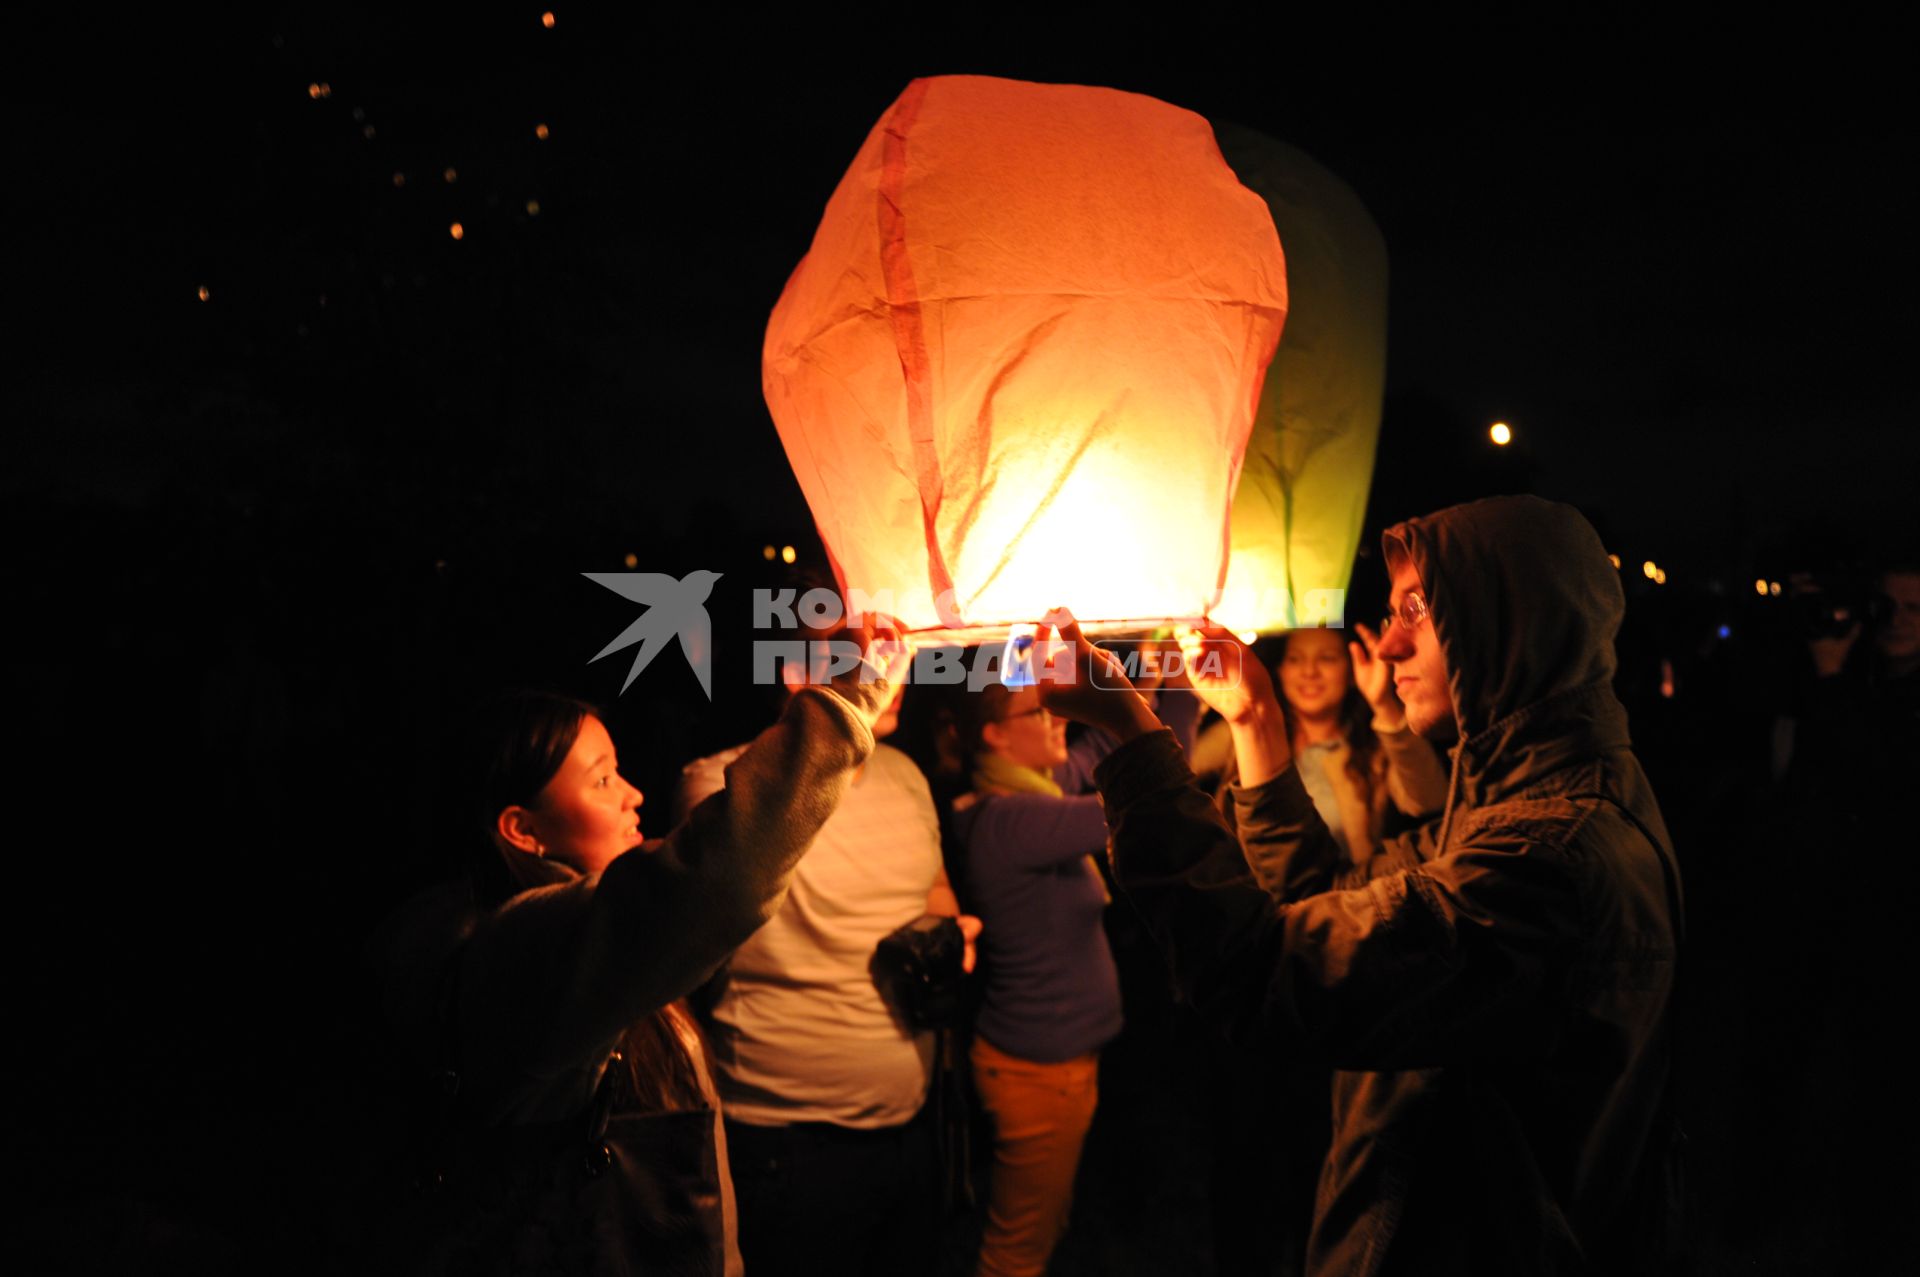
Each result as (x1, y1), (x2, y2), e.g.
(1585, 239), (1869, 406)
(525, 198), (541, 216)
(1642, 560), (1659, 580)
(392, 172), (406, 188)
(541, 11), (556, 27)
(1209, 124), (1384, 635)
(534, 123), (550, 140)
(307, 82), (330, 101)
(443, 167), (458, 184)
(449, 222), (464, 240)
(197, 285), (210, 302)
(764, 76), (1287, 640)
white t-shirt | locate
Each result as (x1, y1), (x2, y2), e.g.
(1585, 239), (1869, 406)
(677, 742), (943, 1128)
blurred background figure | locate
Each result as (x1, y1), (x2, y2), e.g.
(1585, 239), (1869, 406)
(1775, 558), (1920, 784)
(1743, 555), (1920, 1269)
(1192, 626), (1449, 855)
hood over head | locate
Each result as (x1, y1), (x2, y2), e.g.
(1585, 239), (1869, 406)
(1381, 495), (1622, 744)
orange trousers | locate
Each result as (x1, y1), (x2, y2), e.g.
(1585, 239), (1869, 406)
(970, 1035), (1100, 1277)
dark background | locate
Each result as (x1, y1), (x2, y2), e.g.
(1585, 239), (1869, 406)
(7, 13), (1914, 1273)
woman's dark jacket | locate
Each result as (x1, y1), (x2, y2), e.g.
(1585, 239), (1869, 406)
(369, 682), (885, 1275)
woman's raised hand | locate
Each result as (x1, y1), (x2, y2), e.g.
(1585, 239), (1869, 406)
(855, 612), (915, 690)
(812, 612), (915, 729)
(1031, 608), (1162, 741)
(1348, 622), (1405, 729)
(1173, 623), (1276, 725)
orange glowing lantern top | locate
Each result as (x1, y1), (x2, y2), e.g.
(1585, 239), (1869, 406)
(763, 75), (1287, 641)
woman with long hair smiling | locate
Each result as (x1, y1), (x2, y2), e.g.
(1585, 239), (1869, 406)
(1269, 624), (1449, 862)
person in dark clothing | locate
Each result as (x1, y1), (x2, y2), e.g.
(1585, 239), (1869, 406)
(1033, 495), (1684, 1276)
(1755, 560), (1920, 1267)
(363, 633), (907, 1275)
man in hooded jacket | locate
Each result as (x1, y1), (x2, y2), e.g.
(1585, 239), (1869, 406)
(1037, 496), (1683, 1275)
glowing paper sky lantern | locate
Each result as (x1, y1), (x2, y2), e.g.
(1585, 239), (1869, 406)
(763, 75), (1287, 641)
(1210, 125), (1388, 634)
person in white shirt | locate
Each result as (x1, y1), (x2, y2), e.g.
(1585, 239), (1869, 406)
(677, 670), (978, 1276)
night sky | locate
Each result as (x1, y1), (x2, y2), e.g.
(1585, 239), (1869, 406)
(16, 19), (1915, 565)
(9, 14), (1915, 1267)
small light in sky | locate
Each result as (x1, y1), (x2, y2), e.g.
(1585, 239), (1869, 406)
(534, 123), (550, 141)
(1769, 582), (1782, 597)
(392, 172), (406, 188)
(762, 545), (777, 561)
(525, 199), (541, 216)
(449, 222), (464, 240)
(623, 552), (639, 569)
(541, 11), (556, 28)
(1642, 560), (1659, 580)
(307, 82), (331, 100)
(1659, 659), (1676, 699)
(197, 285), (210, 302)
(443, 167), (458, 184)
(1754, 578), (1769, 596)
(781, 545), (797, 565)
(362, 124), (377, 140)
(1717, 624), (1732, 640)
(1608, 554), (1621, 569)
(1655, 569), (1668, 586)
(1489, 421), (1512, 446)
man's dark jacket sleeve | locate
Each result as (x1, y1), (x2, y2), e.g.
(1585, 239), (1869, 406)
(1097, 729), (1583, 1071)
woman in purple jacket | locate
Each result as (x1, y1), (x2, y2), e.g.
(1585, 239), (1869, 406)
(951, 680), (1196, 1277)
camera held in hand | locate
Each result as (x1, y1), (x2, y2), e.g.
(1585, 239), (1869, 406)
(1790, 578), (1891, 640)
(870, 914), (968, 1031)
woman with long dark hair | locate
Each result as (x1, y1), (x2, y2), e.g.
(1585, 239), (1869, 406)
(367, 641), (903, 1275)
(1269, 624), (1448, 861)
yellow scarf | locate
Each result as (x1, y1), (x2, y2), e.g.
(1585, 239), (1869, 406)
(969, 752), (1107, 901)
(971, 750), (1064, 798)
